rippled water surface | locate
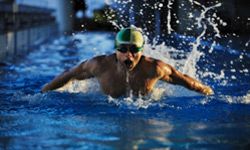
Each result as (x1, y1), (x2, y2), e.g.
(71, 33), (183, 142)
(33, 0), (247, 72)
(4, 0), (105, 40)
(0, 32), (249, 149)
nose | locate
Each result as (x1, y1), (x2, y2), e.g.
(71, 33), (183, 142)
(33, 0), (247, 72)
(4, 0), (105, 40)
(124, 46), (133, 58)
(125, 50), (133, 58)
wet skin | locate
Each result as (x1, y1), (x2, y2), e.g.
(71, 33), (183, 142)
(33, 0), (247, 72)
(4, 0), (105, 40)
(42, 47), (213, 98)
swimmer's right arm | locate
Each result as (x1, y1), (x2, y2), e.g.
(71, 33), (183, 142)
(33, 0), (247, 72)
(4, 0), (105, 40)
(41, 59), (96, 92)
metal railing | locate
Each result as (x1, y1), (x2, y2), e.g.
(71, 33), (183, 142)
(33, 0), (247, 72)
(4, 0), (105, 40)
(0, 1), (57, 61)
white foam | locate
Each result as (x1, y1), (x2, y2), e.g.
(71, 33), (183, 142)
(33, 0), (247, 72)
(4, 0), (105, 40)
(56, 78), (100, 94)
(223, 92), (250, 104)
(242, 92), (250, 104)
(108, 94), (159, 109)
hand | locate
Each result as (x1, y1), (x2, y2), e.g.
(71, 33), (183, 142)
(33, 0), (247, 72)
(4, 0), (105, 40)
(202, 86), (214, 96)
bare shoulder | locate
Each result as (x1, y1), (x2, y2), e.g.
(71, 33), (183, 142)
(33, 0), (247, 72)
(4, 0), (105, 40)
(85, 54), (115, 73)
(142, 55), (173, 75)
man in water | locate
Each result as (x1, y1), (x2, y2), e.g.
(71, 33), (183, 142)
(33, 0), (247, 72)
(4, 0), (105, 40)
(42, 27), (213, 98)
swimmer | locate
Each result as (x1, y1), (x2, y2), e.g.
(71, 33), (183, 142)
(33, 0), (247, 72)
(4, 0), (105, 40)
(42, 27), (213, 98)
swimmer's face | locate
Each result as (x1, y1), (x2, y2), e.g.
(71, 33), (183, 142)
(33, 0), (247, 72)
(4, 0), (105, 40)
(116, 44), (143, 71)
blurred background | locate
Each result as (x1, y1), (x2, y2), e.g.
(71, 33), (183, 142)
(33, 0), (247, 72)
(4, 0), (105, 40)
(0, 0), (249, 61)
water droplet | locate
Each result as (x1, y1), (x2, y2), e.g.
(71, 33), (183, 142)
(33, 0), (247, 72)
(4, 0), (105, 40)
(231, 75), (236, 80)
(230, 69), (236, 72)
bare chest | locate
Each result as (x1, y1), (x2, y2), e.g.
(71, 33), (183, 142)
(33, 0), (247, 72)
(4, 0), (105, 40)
(96, 69), (158, 97)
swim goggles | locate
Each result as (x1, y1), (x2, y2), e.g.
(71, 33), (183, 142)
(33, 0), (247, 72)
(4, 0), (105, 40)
(117, 44), (143, 53)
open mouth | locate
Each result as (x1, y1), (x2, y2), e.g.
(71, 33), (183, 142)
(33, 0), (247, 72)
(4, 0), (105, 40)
(124, 59), (133, 68)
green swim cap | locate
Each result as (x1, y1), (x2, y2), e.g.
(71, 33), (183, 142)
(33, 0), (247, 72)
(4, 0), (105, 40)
(115, 27), (144, 49)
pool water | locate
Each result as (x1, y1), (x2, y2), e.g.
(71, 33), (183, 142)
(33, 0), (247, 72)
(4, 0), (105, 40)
(0, 32), (250, 149)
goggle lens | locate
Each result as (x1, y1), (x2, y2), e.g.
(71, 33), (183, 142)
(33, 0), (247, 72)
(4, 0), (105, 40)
(117, 44), (142, 53)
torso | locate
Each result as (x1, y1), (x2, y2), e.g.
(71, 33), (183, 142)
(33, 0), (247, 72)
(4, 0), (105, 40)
(93, 54), (162, 98)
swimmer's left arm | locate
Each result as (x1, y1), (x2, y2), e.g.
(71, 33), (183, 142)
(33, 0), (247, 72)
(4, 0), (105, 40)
(158, 62), (213, 95)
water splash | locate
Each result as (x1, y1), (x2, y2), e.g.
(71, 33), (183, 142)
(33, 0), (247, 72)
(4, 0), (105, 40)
(208, 41), (216, 53)
(48, 1), (249, 108)
(182, 25), (206, 78)
(246, 39), (250, 47)
(181, 2), (224, 78)
(193, 1), (222, 38)
(107, 94), (159, 109)
(167, 0), (174, 34)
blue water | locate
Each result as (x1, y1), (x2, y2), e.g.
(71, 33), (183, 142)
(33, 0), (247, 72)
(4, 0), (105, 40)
(0, 32), (250, 149)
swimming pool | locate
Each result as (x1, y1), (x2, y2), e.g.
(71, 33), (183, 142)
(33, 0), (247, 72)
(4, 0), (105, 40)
(0, 32), (249, 149)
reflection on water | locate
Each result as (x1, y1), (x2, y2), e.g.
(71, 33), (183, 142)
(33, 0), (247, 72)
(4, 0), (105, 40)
(0, 114), (172, 149)
(1, 113), (249, 149)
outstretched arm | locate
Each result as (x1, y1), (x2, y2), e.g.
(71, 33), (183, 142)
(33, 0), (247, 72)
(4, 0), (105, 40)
(159, 62), (213, 95)
(41, 59), (96, 92)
